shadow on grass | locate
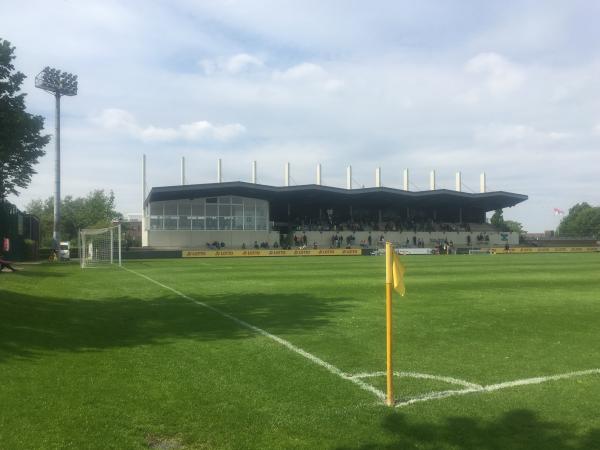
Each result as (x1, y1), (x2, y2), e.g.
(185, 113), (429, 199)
(339, 409), (600, 450)
(0, 287), (353, 363)
(3, 269), (67, 278)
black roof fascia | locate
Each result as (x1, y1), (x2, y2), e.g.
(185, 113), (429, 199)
(145, 181), (527, 211)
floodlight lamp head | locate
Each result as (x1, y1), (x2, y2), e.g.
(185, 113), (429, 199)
(35, 66), (78, 96)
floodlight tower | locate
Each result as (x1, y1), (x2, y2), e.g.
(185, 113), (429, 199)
(35, 67), (78, 248)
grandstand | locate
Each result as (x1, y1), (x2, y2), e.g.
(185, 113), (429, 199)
(141, 178), (528, 250)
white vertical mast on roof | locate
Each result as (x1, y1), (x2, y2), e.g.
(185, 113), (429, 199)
(347, 165), (352, 189)
(181, 156), (186, 185)
(285, 162), (290, 186)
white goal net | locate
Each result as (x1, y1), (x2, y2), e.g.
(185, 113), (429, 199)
(79, 224), (122, 268)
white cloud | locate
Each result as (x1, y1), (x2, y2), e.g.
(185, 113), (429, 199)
(200, 53), (263, 75)
(474, 124), (570, 146)
(95, 109), (246, 142)
(464, 52), (525, 100)
(274, 62), (326, 81)
(273, 62), (344, 92)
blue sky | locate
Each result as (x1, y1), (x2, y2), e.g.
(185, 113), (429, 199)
(3, 0), (600, 231)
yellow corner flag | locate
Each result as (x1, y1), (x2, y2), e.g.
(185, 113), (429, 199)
(385, 242), (406, 406)
(392, 251), (406, 297)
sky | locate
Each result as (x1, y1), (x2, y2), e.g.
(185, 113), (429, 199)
(2, 0), (600, 232)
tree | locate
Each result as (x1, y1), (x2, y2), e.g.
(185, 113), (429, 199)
(558, 203), (600, 238)
(490, 209), (505, 229)
(490, 209), (524, 233)
(504, 220), (525, 234)
(0, 38), (50, 199)
(26, 190), (122, 246)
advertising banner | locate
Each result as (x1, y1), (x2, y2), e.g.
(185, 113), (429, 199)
(490, 247), (598, 254)
(182, 248), (362, 258)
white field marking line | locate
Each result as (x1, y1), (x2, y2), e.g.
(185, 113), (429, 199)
(122, 266), (386, 402)
(395, 368), (600, 408)
(350, 371), (482, 389)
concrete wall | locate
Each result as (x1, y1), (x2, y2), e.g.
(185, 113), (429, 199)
(147, 229), (280, 248)
(291, 230), (519, 247)
(145, 229), (517, 249)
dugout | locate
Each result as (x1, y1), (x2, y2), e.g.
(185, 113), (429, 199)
(142, 182), (527, 249)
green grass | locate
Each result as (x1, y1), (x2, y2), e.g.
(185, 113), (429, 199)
(1, 253), (600, 449)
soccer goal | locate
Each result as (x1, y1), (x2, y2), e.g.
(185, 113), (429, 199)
(79, 224), (122, 268)
(468, 248), (490, 255)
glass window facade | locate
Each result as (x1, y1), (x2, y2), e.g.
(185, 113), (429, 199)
(146, 196), (269, 231)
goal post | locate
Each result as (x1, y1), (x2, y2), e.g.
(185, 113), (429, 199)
(80, 224), (122, 268)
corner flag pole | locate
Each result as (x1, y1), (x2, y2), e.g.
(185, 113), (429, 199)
(385, 242), (394, 406)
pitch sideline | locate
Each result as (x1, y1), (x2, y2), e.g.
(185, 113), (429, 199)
(393, 368), (600, 407)
(122, 266), (386, 402)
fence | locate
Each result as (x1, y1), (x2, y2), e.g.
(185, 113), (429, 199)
(0, 200), (40, 261)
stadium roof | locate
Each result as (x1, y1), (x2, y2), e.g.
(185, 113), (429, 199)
(146, 182), (527, 212)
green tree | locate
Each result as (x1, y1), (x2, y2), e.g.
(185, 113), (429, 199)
(490, 209), (524, 233)
(504, 220), (525, 234)
(558, 203), (600, 238)
(0, 38), (50, 199)
(26, 190), (122, 246)
(490, 209), (505, 230)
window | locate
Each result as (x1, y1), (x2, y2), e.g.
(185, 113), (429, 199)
(178, 200), (191, 230)
(146, 196), (268, 231)
(191, 199), (205, 230)
(164, 202), (178, 230)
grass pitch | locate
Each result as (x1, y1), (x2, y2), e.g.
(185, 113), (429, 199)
(1, 253), (599, 449)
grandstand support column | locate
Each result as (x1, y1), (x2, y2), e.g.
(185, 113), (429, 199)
(403, 169), (409, 191)
(480, 172), (486, 193)
(459, 207), (463, 223)
(316, 163), (322, 185)
(347, 165), (352, 189)
(217, 158), (222, 183)
(376, 167), (381, 187)
(430, 170), (436, 190)
(252, 161), (257, 184)
(455, 171), (462, 192)
(181, 157), (186, 185)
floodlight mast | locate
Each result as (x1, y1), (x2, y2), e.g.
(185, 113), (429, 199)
(35, 67), (78, 249)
